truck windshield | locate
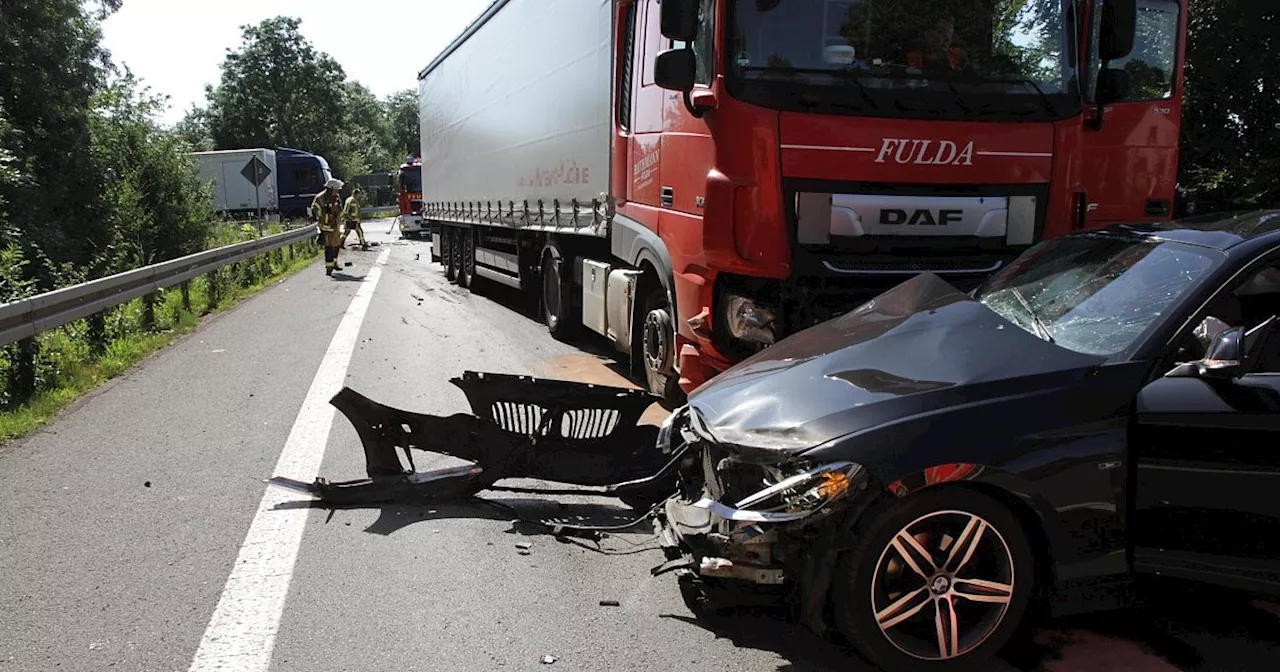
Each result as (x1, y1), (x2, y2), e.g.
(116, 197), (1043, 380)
(400, 166), (422, 193)
(728, 0), (1080, 120)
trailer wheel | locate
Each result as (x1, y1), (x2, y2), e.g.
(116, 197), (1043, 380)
(458, 229), (475, 290)
(639, 286), (682, 402)
(453, 227), (468, 288)
(445, 228), (458, 282)
(542, 244), (578, 340)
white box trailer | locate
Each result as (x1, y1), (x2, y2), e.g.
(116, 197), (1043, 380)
(418, 0), (682, 400)
(418, 0), (613, 247)
(191, 148), (280, 217)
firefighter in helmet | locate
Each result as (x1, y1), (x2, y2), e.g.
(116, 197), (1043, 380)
(311, 178), (345, 275)
(341, 187), (368, 250)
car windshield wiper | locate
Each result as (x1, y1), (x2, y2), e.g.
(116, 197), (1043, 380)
(1009, 287), (1055, 343)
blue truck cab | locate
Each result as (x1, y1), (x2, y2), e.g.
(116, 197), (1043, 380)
(276, 148), (333, 219)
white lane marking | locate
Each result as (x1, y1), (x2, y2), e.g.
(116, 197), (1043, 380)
(188, 247), (391, 672)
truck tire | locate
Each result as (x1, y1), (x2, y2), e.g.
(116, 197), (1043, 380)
(639, 286), (682, 402)
(457, 228), (472, 289)
(444, 228), (458, 282)
(542, 244), (578, 340)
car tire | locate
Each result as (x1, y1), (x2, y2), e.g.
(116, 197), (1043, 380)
(832, 488), (1035, 672)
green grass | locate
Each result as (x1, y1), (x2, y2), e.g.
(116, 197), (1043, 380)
(0, 238), (321, 446)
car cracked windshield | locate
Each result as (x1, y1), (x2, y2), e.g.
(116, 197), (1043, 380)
(974, 235), (1222, 356)
(729, 0), (1078, 118)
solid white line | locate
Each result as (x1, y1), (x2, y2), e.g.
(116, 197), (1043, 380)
(975, 151), (1053, 157)
(188, 247), (392, 672)
(781, 144), (877, 152)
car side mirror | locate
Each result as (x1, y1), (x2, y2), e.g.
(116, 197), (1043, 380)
(1195, 327), (1247, 378)
(1098, 0), (1137, 61)
(654, 48), (696, 92)
(660, 0), (699, 42)
(1095, 68), (1131, 105)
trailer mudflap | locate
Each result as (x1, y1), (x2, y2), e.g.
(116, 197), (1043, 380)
(269, 371), (675, 506)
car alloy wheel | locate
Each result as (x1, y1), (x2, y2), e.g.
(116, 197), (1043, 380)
(833, 488), (1033, 672)
(871, 510), (1015, 661)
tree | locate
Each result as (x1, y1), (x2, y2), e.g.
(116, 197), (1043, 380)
(206, 17), (348, 169)
(1180, 1), (1280, 209)
(384, 89), (419, 160)
(202, 16), (408, 178)
(175, 105), (214, 151)
(0, 0), (119, 287)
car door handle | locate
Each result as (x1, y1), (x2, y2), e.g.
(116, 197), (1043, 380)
(661, 187), (674, 208)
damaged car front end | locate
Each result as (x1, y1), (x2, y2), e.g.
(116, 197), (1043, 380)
(654, 405), (875, 624)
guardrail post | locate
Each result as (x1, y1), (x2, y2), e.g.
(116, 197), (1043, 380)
(142, 291), (158, 331)
(206, 268), (221, 310)
(181, 281), (192, 313)
(5, 337), (37, 407)
(86, 313), (107, 355)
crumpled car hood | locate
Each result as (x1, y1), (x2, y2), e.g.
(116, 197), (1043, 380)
(687, 272), (1105, 453)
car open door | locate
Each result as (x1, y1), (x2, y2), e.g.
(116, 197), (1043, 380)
(1131, 321), (1280, 594)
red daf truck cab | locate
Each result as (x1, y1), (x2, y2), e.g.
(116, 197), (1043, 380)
(615, 0), (1179, 395)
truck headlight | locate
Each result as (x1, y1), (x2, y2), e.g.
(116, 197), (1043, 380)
(693, 461), (863, 523)
(723, 294), (776, 345)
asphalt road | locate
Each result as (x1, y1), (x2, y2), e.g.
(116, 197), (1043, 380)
(1, 218), (1276, 672)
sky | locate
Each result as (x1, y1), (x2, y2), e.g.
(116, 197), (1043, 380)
(100, 0), (494, 126)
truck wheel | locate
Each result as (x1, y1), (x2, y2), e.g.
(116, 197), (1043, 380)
(457, 229), (472, 289)
(640, 286), (682, 402)
(542, 245), (578, 340)
(445, 228), (458, 282)
(832, 489), (1035, 672)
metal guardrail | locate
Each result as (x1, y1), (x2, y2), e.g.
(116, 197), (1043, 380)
(360, 207), (399, 218)
(0, 224), (318, 348)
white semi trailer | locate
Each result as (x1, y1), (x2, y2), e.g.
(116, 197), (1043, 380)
(191, 148), (280, 218)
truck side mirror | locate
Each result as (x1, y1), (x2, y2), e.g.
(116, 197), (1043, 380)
(1098, 0), (1137, 61)
(654, 49), (696, 92)
(1095, 67), (1131, 105)
(660, 0), (699, 42)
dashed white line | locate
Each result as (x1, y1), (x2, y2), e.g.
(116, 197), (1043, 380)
(187, 247), (391, 672)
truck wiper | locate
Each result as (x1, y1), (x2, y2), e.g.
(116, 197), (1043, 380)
(754, 67), (879, 109)
(1009, 286), (1055, 343)
(994, 78), (1060, 117)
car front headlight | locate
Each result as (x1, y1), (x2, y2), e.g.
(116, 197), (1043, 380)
(693, 461), (863, 523)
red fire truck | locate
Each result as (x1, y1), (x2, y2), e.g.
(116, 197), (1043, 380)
(395, 157), (426, 241)
(419, 0), (1185, 401)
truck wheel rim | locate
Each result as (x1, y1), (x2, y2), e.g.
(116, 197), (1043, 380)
(543, 261), (560, 327)
(643, 309), (672, 374)
(870, 510), (1015, 661)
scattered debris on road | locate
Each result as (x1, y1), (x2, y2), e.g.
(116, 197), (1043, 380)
(539, 654), (558, 664)
(144, 481), (151, 488)
(599, 600), (620, 607)
(516, 542), (532, 550)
